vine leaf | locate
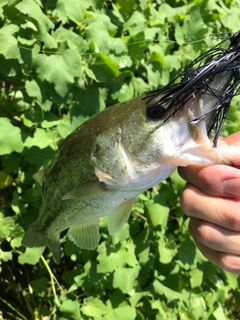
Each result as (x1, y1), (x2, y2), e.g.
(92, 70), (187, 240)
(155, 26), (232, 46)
(32, 49), (82, 97)
(16, 0), (57, 48)
(0, 24), (20, 59)
(0, 118), (23, 155)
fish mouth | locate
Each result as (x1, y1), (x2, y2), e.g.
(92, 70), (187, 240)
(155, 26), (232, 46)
(145, 32), (240, 146)
(148, 91), (217, 141)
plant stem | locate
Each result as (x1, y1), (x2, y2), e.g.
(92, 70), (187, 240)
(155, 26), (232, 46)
(0, 296), (27, 320)
(40, 255), (62, 307)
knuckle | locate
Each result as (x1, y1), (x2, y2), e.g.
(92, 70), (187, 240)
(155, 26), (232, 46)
(225, 207), (240, 231)
(219, 254), (240, 275)
(194, 225), (210, 242)
(180, 185), (198, 213)
(180, 189), (189, 212)
(189, 218), (214, 244)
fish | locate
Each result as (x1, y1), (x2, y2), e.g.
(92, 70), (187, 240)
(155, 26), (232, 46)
(22, 32), (240, 264)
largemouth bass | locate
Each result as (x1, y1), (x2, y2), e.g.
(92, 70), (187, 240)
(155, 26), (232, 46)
(22, 32), (240, 263)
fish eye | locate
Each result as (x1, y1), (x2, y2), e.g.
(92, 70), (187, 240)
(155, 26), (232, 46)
(146, 104), (167, 119)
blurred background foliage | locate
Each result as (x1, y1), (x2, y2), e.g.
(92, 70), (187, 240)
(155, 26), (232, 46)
(1, 0), (240, 319)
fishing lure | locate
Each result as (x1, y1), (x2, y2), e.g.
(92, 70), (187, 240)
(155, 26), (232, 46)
(145, 31), (240, 146)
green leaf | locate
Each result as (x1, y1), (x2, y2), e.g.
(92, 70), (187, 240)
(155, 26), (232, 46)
(224, 272), (239, 290)
(25, 80), (42, 101)
(0, 24), (20, 59)
(213, 304), (228, 320)
(113, 266), (139, 294)
(146, 60), (170, 88)
(60, 299), (81, 320)
(188, 295), (206, 319)
(170, 169), (186, 190)
(158, 238), (178, 264)
(111, 223), (130, 244)
(178, 237), (196, 266)
(16, 0), (57, 48)
(57, 0), (89, 23)
(66, 30), (89, 53)
(0, 58), (20, 77)
(157, 2), (187, 21)
(10, 231), (24, 248)
(174, 7), (208, 45)
(96, 244), (117, 274)
(153, 279), (183, 302)
(220, 4), (240, 31)
(23, 145), (54, 167)
(0, 0), (8, 8)
(151, 300), (167, 318)
(30, 277), (48, 294)
(149, 52), (166, 66)
(24, 128), (58, 149)
(41, 112), (60, 128)
(81, 297), (109, 317)
(85, 13), (125, 55)
(18, 247), (45, 265)
(0, 118), (23, 155)
(146, 203), (169, 228)
(111, 55), (132, 69)
(89, 52), (120, 82)
(104, 305), (136, 320)
(57, 115), (81, 139)
(189, 268), (203, 288)
(10, 90), (30, 112)
(110, 79), (134, 102)
(0, 250), (12, 262)
(123, 11), (146, 36)
(127, 32), (147, 63)
(97, 238), (138, 274)
(32, 49), (82, 97)
(0, 217), (15, 241)
(0, 172), (13, 189)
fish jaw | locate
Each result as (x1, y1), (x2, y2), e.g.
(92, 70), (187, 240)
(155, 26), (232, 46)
(155, 112), (228, 167)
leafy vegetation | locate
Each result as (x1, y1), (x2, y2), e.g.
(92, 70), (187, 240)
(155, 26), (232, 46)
(1, 0), (240, 319)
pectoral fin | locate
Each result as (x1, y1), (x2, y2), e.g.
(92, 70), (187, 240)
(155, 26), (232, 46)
(107, 199), (135, 235)
(67, 221), (100, 250)
(62, 181), (112, 200)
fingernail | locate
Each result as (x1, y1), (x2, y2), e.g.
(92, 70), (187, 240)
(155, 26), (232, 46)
(223, 179), (240, 197)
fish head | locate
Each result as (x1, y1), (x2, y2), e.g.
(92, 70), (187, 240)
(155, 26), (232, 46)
(119, 91), (221, 168)
(92, 33), (240, 191)
(91, 89), (227, 192)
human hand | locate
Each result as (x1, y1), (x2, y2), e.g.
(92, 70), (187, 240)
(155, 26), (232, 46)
(178, 132), (240, 274)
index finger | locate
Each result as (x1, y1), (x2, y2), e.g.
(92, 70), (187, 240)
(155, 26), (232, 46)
(178, 131), (240, 197)
(178, 164), (240, 197)
(218, 131), (240, 167)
